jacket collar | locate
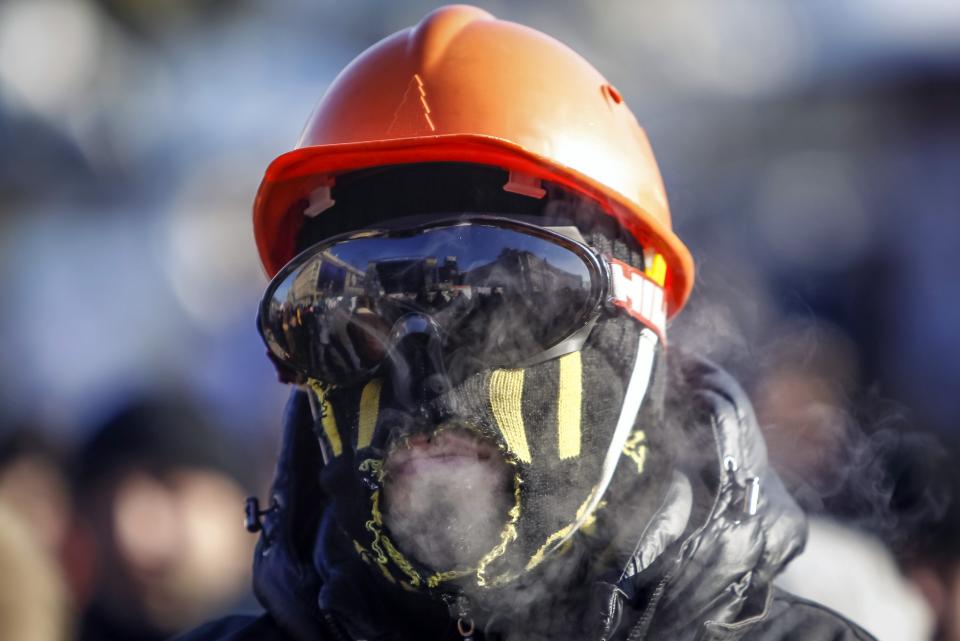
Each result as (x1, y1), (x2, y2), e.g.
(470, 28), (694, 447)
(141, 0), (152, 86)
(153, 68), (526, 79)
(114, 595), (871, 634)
(606, 354), (806, 640)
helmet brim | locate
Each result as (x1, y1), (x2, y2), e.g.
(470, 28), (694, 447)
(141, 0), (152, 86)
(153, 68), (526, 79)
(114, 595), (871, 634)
(253, 134), (694, 318)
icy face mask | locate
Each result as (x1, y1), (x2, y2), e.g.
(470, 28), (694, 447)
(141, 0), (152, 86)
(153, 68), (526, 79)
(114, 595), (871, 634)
(307, 311), (662, 591)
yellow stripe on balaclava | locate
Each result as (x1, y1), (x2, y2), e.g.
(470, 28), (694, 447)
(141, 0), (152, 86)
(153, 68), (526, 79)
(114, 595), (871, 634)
(622, 429), (648, 474)
(307, 379), (343, 457)
(489, 369), (532, 463)
(357, 379), (383, 450)
(556, 351), (583, 459)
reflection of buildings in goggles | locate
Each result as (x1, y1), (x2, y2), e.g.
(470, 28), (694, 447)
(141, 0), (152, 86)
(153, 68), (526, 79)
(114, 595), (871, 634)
(284, 248), (586, 313)
(261, 225), (605, 378)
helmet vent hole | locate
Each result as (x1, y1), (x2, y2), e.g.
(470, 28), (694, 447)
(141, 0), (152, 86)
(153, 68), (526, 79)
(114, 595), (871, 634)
(602, 84), (623, 105)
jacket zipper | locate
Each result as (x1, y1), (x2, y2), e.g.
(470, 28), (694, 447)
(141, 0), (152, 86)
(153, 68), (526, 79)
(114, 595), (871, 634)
(624, 574), (670, 641)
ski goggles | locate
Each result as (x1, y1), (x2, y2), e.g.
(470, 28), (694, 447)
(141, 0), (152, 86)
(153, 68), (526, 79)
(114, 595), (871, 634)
(258, 216), (666, 385)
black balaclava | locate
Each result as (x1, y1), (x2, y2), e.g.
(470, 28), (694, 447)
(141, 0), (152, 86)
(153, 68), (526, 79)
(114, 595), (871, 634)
(295, 164), (673, 635)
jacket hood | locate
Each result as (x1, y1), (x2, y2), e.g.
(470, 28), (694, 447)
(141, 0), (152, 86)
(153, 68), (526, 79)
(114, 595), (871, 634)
(249, 353), (807, 641)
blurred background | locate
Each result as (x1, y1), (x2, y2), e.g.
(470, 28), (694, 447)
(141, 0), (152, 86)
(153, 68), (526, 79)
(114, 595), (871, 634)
(0, 1), (958, 640)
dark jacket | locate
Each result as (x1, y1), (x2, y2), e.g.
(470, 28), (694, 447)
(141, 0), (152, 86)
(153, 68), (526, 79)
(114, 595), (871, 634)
(176, 356), (876, 641)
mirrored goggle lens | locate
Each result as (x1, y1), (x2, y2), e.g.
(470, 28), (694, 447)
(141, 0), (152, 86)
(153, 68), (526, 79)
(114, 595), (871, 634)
(259, 221), (603, 383)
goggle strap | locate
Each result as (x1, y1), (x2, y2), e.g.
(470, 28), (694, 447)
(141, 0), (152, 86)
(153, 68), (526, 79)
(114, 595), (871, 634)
(608, 258), (668, 344)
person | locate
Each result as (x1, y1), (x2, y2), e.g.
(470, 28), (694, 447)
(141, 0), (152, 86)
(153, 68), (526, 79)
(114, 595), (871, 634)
(74, 395), (256, 641)
(893, 440), (960, 641)
(180, 6), (875, 641)
(776, 515), (933, 641)
(0, 428), (72, 560)
(0, 501), (72, 641)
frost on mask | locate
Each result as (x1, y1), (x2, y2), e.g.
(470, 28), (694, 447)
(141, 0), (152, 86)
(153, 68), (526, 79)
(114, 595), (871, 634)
(305, 311), (668, 598)
(292, 211), (674, 638)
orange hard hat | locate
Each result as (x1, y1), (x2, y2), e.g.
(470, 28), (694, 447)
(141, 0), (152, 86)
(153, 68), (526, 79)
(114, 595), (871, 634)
(253, 4), (694, 316)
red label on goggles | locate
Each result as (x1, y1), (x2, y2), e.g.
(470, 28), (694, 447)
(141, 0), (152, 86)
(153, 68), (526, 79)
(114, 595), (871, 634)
(258, 217), (665, 385)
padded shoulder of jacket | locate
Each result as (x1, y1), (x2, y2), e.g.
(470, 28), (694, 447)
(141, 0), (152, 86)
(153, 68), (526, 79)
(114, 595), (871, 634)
(739, 589), (877, 641)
